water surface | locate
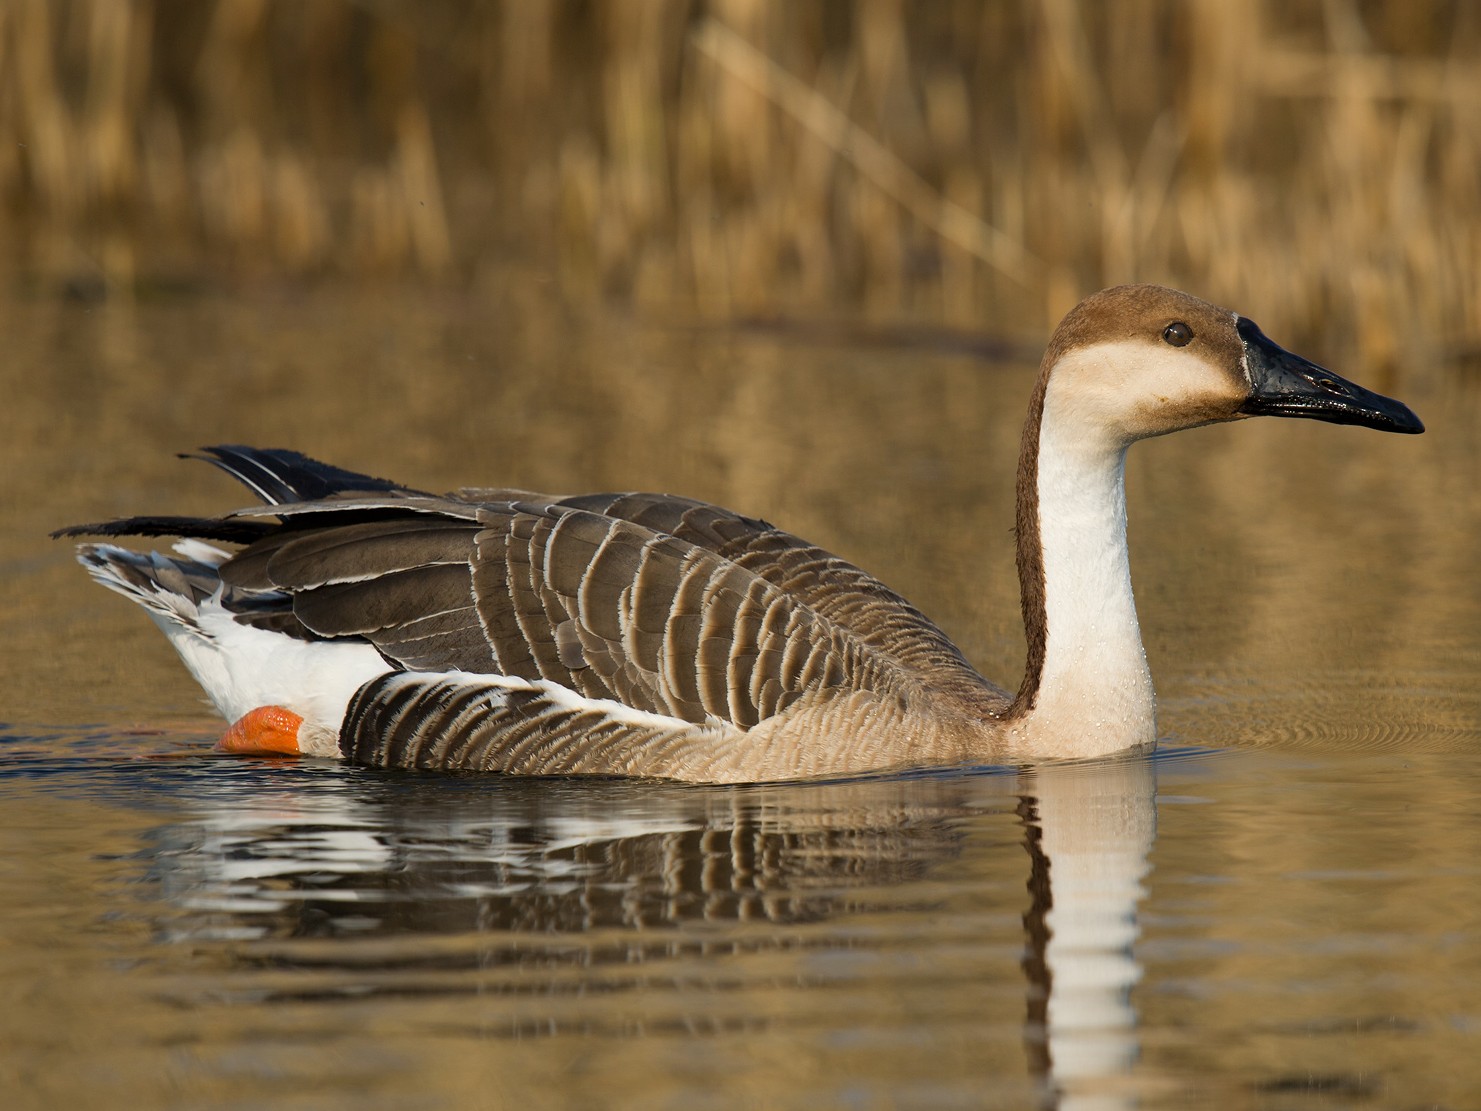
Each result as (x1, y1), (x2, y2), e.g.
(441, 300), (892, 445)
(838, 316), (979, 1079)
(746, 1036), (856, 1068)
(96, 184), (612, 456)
(2, 286), (1478, 1108)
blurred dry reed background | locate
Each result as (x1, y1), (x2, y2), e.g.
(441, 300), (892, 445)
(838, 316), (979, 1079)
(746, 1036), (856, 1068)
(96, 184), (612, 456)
(1, 0), (1478, 368)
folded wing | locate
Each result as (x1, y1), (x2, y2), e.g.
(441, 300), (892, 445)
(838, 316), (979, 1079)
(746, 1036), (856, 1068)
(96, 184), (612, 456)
(62, 447), (1007, 748)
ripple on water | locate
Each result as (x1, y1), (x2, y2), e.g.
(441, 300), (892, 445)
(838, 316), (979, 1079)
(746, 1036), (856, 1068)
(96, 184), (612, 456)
(1161, 669), (1481, 753)
(0, 722), (1049, 1107)
(5, 717), (1481, 1109)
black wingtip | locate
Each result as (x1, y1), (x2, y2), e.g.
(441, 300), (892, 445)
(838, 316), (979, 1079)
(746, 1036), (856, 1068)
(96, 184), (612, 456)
(189, 445), (422, 505)
(50, 515), (278, 543)
(53, 448), (427, 544)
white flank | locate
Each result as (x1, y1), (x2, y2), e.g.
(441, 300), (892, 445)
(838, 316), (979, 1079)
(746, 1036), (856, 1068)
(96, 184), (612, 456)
(155, 603), (390, 755)
(81, 545), (390, 756)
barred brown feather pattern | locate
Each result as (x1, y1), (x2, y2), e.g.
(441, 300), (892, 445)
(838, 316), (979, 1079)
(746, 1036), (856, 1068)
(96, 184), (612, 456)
(340, 673), (703, 776)
(468, 503), (876, 729)
(209, 484), (1006, 738)
(75, 445), (1014, 761)
(552, 493), (1004, 708)
(65, 445), (1017, 776)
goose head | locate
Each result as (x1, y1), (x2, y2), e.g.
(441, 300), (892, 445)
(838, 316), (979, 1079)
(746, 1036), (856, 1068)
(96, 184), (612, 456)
(1039, 284), (1424, 448)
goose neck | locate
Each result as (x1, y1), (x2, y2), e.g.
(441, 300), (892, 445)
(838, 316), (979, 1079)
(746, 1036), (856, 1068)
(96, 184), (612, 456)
(1008, 375), (1156, 757)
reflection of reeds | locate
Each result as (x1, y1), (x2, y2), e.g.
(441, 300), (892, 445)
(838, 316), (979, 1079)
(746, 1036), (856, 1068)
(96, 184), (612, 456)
(3, 0), (1477, 366)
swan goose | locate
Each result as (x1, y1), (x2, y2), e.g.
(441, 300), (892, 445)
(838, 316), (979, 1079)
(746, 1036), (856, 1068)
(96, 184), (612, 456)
(58, 285), (1423, 782)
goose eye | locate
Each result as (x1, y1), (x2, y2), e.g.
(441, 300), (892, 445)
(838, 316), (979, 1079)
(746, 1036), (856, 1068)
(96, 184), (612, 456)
(1163, 322), (1193, 347)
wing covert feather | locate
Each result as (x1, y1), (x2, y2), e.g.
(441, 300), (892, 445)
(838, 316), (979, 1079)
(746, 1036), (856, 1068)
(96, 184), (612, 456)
(210, 485), (1000, 732)
(545, 493), (998, 702)
(468, 503), (873, 727)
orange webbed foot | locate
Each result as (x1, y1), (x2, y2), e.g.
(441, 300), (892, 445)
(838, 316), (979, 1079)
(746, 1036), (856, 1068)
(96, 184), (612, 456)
(217, 705), (304, 756)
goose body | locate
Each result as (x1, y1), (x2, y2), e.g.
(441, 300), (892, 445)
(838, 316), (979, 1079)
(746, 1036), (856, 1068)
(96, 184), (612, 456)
(60, 286), (1423, 782)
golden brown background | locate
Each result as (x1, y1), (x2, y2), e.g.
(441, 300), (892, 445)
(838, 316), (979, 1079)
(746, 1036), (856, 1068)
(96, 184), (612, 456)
(3, 0), (1477, 370)
(2, 6), (1479, 1107)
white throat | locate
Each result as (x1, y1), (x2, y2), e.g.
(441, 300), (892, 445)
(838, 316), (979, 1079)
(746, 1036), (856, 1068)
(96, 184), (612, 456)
(1014, 379), (1157, 758)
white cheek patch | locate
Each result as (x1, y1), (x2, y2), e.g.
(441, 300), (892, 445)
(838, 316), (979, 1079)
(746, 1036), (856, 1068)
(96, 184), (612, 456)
(1048, 338), (1244, 442)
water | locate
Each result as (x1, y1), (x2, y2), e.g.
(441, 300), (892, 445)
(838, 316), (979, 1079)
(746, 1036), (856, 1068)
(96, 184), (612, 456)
(2, 286), (1479, 1108)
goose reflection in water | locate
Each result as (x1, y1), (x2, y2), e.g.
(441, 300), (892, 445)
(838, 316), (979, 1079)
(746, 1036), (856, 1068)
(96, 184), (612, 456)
(144, 758), (1156, 1107)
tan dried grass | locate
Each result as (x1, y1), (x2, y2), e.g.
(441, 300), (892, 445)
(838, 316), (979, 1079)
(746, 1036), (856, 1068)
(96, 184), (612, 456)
(1, 0), (1476, 369)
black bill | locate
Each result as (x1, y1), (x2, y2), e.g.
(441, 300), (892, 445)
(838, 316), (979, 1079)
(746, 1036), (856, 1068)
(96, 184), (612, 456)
(1236, 317), (1424, 434)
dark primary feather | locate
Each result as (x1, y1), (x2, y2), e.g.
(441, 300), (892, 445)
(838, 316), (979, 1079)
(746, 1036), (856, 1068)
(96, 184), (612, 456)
(186, 445), (422, 505)
(51, 515), (277, 544)
(51, 444), (427, 543)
